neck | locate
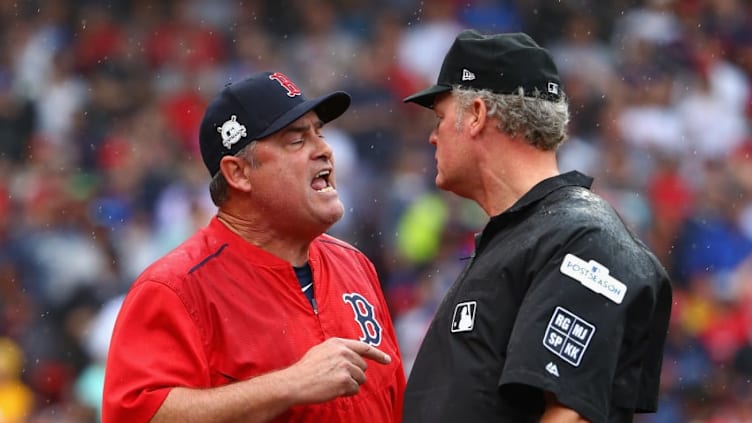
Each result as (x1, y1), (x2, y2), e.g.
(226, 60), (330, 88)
(216, 211), (312, 267)
(475, 137), (559, 216)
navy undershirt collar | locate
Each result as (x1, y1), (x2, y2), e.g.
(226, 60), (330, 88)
(293, 262), (314, 304)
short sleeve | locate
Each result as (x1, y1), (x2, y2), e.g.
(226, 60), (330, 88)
(498, 232), (660, 422)
(102, 281), (208, 423)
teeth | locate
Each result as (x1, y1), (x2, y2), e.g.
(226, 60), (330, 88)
(314, 170), (333, 192)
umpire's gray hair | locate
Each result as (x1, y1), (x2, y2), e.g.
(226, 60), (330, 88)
(452, 85), (569, 151)
(208, 141), (258, 206)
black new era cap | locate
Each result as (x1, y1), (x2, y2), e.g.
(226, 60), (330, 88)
(199, 71), (351, 176)
(404, 30), (562, 108)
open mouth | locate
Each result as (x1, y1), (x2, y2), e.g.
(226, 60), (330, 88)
(312, 170), (334, 192)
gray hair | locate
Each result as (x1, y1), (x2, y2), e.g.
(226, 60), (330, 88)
(452, 86), (569, 151)
(208, 141), (258, 207)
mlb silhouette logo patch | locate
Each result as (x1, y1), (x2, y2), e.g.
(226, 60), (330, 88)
(451, 301), (476, 333)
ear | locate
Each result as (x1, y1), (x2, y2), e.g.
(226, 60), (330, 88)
(219, 155), (253, 193)
(468, 98), (487, 137)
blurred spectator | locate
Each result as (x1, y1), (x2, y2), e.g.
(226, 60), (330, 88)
(549, 13), (615, 100)
(676, 31), (749, 163)
(672, 159), (752, 294)
(612, 0), (682, 48)
(75, 295), (123, 422)
(0, 69), (35, 163)
(73, 3), (125, 75)
(0, 337), (33, 423)
(646, 155), (694, 267)
(10, 3), (70, 100)
(397, 0), (461, 85)
(338, 11), (423, 173)
(36, 50), (88, 148)
(458, 0), (521, 33)
(282, 0), (362, 96)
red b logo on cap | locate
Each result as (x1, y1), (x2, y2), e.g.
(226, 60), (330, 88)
(269, 72), (302, 97)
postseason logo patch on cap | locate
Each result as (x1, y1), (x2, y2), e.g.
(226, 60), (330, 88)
(217, 115), (247, 149)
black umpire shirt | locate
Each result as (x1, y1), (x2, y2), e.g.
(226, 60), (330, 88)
(403, 171), (672, 423)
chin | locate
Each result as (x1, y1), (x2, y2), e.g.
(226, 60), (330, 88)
(329, 208), (346, 225)
(435, 176), (449, 191)
(320, 205), (345, 226)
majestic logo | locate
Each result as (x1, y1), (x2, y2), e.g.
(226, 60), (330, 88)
(545, 362), (560, 377)
(342, 293), (382, 346)
(560, 253), (627, 304)
(217, 115), (247, 149)
(461, 68), (476, 81)
(269, 72), (302, 97)
(451, 301), (476, 333)
(543, 307), (595, 367)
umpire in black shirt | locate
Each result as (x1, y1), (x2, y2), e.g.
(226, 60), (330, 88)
(401, 30), (672, 423)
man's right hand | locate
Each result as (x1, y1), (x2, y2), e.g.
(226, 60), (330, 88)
(282, 337), (392, 404)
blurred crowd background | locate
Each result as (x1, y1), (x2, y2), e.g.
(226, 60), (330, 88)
(0, 0), (750, 421)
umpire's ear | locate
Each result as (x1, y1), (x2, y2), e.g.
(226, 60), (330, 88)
(219, 154), (253, 193)
(468, 97), (488, 138)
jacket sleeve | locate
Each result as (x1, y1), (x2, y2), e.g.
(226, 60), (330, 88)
(102, 280), (208, 423)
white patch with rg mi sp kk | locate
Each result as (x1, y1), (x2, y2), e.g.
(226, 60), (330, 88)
(543, 306), (595, 367)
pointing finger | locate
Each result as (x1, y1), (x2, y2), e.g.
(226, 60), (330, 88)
(339, 339), (391, 364)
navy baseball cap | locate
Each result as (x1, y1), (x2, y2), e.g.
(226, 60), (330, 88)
(404, 30), (562, 108)
(199, 71), (351, 176)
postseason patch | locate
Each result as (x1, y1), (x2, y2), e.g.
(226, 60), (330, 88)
(560, 253), (627, 304)
(543, 307), (595, 367)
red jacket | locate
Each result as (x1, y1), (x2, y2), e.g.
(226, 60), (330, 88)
(103, 217), (405, 422)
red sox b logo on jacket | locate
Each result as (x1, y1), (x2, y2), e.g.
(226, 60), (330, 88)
(342, 293), (382, 346)
(268, 72), (302, 97)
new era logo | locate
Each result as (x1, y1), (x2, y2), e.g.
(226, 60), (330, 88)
(462, 69), (476, 81)
(547, 82), (559, 95)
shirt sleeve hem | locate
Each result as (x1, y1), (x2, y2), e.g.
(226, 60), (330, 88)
(499, 368), (605, 423)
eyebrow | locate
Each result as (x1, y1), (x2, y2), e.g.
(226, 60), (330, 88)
(285, 119), (324, 134)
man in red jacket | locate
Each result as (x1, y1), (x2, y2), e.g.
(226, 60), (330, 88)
(103, 71), (405, 423)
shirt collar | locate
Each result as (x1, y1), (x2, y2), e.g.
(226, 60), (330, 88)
(501, 170), (593, 216)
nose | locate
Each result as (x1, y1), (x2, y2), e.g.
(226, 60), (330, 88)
(428, 128), (438, 146)
(313, 132), (333, 161)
